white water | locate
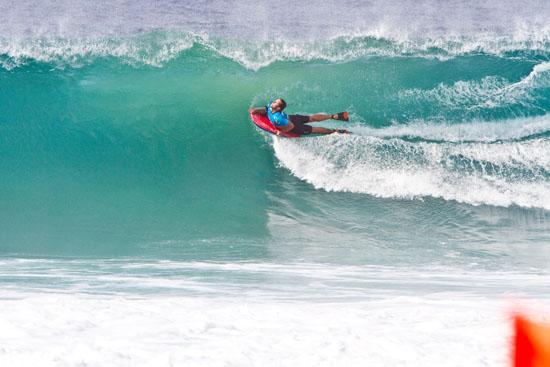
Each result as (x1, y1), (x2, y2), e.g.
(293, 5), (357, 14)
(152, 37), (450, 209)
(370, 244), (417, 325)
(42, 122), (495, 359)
(273, 115), (550, 210)
(0, 294), (512, 367)
(1, 259), (549, 367)
(352, 114), (550, 143)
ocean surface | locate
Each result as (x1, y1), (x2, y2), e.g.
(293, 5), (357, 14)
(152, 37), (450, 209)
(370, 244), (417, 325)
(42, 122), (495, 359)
(1, 0), (550, 365)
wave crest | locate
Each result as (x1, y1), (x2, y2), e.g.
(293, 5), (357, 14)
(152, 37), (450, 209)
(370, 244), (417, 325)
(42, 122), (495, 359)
(0, 32), (196, 70)
(2, 32), (550, 70)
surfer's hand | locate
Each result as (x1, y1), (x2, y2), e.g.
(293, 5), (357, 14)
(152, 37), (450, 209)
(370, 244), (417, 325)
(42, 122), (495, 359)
(275, 130), (281, 136)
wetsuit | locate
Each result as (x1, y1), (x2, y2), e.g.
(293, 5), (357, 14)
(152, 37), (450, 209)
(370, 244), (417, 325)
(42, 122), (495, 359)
(266, 102), (312, 135)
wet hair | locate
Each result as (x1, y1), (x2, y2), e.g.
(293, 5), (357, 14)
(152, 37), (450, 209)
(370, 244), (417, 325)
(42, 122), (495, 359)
(278, 98), (287, 110)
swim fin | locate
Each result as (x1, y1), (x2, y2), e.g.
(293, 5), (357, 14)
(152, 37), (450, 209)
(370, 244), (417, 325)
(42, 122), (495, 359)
(336, 112), (349, 121)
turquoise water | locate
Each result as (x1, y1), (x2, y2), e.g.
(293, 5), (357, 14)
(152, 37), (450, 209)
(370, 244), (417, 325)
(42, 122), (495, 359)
(1, 1), (550, 365)
(1, 41), (549, 265)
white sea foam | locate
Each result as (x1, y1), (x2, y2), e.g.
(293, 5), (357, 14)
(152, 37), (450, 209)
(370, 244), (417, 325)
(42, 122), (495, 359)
(1, 259), (549, 366)
(0, 34), (196, 69)
(353, 115), (550, 142)
(0, 293), (514, 367)
(1, 33), (550, 71)
(3, 259), (549, 297)
(272, 116), (550, 210)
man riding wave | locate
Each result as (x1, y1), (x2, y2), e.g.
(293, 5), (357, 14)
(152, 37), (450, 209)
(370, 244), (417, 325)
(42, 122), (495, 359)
(249, 98), (349, 136)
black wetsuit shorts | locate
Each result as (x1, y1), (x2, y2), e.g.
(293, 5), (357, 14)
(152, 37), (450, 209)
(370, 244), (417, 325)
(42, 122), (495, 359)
(289, 114), (312, 135)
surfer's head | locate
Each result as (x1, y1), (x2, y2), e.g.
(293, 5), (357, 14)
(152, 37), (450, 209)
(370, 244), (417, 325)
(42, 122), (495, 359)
(270, 98), (287, 112)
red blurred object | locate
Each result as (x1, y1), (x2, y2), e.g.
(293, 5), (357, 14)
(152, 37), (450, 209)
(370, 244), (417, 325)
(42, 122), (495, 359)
(514, 314), (550, 367)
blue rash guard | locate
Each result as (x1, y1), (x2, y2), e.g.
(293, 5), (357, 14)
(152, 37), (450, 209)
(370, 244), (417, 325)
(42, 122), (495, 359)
(266, 101), (289, 127)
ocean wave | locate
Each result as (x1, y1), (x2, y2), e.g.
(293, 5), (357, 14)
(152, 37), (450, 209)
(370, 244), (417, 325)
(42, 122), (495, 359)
(0, 32), (196, 70)
(398, 76), (536, 113)
(394, 62), (550, 119)
(272, 117), (550, 210)
(1, 32), (550, 70)
(508, 61), (550, 89)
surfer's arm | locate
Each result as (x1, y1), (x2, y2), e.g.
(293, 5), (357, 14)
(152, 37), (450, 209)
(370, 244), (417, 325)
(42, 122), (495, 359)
(248, 107), (267, 116)
(276, 121), (294, 132)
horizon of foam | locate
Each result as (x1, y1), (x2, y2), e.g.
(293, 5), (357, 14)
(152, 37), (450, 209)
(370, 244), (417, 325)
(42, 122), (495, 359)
(3, 258), (550, 297)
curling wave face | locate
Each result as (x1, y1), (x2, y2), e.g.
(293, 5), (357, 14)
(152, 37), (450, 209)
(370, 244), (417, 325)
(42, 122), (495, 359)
(0, 0), (549, 259)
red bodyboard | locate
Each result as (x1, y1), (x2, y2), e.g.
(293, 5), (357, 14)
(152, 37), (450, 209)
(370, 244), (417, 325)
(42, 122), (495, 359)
(250, 112), (301, 138)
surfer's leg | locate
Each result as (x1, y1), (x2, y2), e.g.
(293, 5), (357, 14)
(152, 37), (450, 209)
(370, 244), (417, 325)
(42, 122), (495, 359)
(311, 127), (343, 135)
(309, 112), (349, 122)
(308, 114), (333, 122)
(291, 114), (334, 124)
(289, 120), (313, 135)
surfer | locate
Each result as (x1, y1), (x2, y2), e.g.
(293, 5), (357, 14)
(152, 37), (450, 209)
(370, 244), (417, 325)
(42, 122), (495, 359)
(248, 98), (349, 136)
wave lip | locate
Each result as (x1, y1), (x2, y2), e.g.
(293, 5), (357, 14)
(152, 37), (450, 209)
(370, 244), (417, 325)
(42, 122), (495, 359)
(273, 116), (550, 210)
(2, 32), (550, 70)
(0, 32), (196, 69)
